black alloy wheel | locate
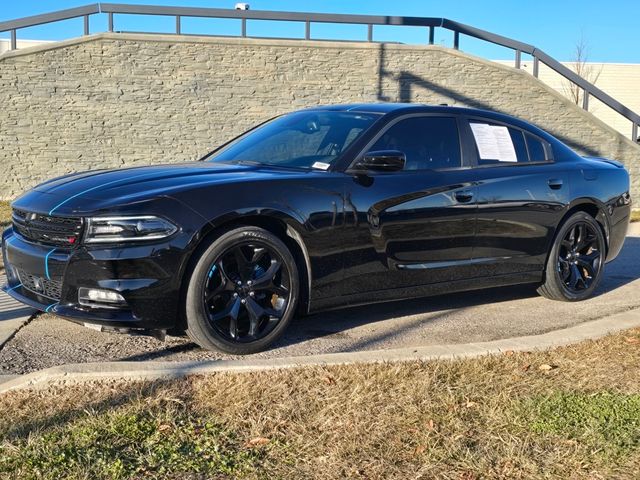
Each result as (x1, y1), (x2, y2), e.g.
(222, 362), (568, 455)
(538, 211), (606, 301)
(203, 242), (291, 342)
(185, 226), (299, 354)
(557, 222), (603, 293)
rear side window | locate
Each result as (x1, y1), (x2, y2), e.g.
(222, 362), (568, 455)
(469, 121), (529, 164)
(370, 116), (461, 170)
(525, 133), (550, 162)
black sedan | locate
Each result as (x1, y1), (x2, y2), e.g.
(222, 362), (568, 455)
(1, 104), (632, 354)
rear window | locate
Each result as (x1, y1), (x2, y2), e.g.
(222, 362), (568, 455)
(525, 133), (550, 162)
(470, 121), (552, 165)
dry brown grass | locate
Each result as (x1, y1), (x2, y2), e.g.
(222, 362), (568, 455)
(2, 328), (640, 479)
(0, 201), (10, 229)
(631, 209), (640, 223)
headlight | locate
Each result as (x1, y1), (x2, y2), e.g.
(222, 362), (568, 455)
(84, 216), (178, 243)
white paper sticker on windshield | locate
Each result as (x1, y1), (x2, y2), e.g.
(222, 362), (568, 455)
(470, 123), (518, 162)
(312, 162), (331, 170)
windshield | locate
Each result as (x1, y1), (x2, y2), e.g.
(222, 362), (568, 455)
(206, 111), (380, 169)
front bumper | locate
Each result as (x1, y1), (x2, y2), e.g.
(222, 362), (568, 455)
(1, 227), (191, 330)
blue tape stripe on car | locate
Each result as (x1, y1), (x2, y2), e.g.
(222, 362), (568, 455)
(48, 171), (162, 215)
(45, 303), (58, 313)
(6, 283), (23, 293)
(45, 248), (57, 280)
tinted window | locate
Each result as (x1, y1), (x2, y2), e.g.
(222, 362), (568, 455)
(370, 116), (461, 170)
(208, 111), (379, 169)
(510, 129), (529, 162)
(525, 133), (548, 162)
(470, 121), (529, 164)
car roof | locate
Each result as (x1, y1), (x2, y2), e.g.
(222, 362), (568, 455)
(307, 102), (513, 118)
(305, 103), (553, 140)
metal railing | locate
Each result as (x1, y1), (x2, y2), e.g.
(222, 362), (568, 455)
(1, 3), (638, 140)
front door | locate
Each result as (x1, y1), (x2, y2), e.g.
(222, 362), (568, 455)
(339, 115), (478, 296)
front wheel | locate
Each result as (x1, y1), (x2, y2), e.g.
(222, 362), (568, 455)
(185, 226), (299, 354)
(538, 212), (606, 301)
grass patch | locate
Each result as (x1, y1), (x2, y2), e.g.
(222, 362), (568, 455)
(525, 391), (640, 457)
(1, 329), (640, 479)
(0, 201), (10, 228)
(631, 209), (640, 223)
(0, 408), (262, 479)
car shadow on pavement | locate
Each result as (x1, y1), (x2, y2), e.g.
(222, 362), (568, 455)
(119, 234), (640, 359)
(270, 235), (640, 352)
(592, 237), (640, 294)
(272, 283), (539, 351)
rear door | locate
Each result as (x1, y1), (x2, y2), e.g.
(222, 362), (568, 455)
(462, 116), (570, 275)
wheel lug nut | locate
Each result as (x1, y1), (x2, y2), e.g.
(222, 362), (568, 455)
(249, 291), (255, 297)
(237, 281), (242, 286)
(241, 299), (246, 304)
(247, 281), (252, 286)
(233, 293), (238, 297)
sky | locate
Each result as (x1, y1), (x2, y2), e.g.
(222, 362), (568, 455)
(1, 0), (639, 63)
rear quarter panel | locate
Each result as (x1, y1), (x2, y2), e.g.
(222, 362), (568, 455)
(569, 158), (631, 261)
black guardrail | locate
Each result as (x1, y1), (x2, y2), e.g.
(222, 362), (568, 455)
(1, 3), (638, 140)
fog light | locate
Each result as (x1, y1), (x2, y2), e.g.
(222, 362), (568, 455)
(78, 287), (126, 309)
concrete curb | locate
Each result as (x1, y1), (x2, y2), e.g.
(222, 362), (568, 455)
(2, 307), (640, 393)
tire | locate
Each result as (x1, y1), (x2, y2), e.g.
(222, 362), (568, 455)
(185, 226), (299, 354)
(538, 211), (606, 301)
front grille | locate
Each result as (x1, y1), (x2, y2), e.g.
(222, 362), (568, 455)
(12, 209), (83, 247)
(16, 268), (62, 300)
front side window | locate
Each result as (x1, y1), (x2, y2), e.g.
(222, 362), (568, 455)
(207, 111), (380, 169)
(369, 116), (462, 170)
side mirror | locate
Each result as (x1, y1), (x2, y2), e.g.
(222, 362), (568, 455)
(356, 150), (406, 172)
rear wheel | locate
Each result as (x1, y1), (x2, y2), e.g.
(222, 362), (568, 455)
(185, 226), (299, 354)
(538, 212), (606, 301)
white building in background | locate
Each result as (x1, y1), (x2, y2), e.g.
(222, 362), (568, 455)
(0, 39), (52, 54)
(496, 60), (640, 139)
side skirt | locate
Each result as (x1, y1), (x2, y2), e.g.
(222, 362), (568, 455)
(308, 271), (543, 313)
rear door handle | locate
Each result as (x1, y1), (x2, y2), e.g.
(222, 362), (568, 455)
(548, 179), (563, 190)
(454, 190), (474, 203)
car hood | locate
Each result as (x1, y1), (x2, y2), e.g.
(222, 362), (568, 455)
(15, 162), (309, 215)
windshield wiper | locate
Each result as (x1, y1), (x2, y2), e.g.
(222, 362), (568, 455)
(227, 160), (263, 166)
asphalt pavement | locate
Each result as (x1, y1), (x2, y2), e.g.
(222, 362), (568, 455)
(1, 223), (639, 375)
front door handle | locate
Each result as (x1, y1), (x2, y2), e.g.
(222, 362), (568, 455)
(548, 179), (563, 190)
(454, 190), (474, 203)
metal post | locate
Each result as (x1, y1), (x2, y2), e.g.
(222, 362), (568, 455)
(176, 15), (181, 35)
(533, 55), (539, 78)
(582, 90), (589, 111)
(10, 29), (16, 50)
(515, 50), (521, 69)
(633, 123), (638, 142)
(428, 26), (434, 45)
(305, 21), (310, 40)
(83, 15), (89, 35)
(241, 18), (246, 37)
(108, 12), (113, 32)
(453, 31), (459, 49)
(367, 24), (373, 42)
